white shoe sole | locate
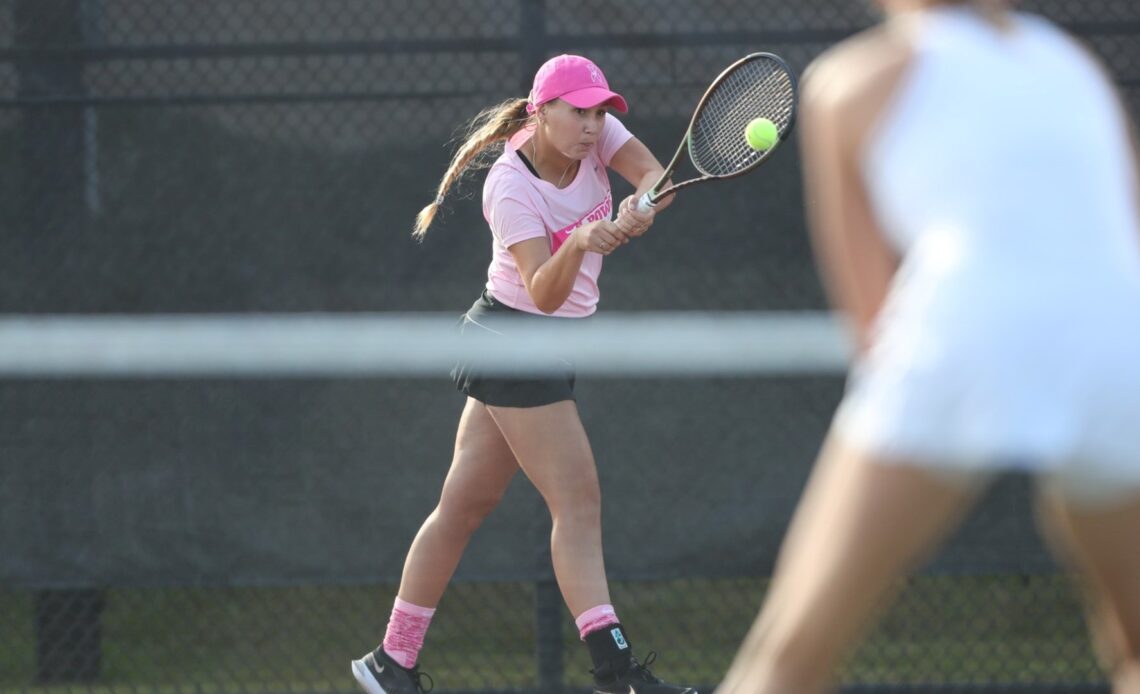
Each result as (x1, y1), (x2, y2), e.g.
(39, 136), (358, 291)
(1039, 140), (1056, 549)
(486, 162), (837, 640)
(350, 657), (388, 694)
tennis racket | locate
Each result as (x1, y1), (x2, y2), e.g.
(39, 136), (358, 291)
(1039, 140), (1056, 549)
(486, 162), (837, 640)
(636, 52), (798, 212)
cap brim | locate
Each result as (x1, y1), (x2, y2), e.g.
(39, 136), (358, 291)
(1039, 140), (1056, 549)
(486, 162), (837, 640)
(561, 87), (629, 113)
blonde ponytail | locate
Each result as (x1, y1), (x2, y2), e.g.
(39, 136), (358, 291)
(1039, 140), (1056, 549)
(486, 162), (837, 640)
(412, 97), (532, 240)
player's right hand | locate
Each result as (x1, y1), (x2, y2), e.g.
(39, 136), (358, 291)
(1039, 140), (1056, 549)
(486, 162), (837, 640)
(577, 220), (629, 255)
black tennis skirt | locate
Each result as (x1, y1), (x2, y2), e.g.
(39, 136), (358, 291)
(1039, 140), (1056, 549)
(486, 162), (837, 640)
(451, 290), (577, 408)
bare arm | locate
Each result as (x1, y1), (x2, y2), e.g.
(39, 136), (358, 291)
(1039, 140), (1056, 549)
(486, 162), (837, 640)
(609, 136), (674, 236)
(609, 136), (673, 214)
(1130, 120), (1140, 236)
(1067, 34), (1140, 236)
(509, 220), (627, 314)
(509, 133), (671, 312)
(799, 36), (909, 353)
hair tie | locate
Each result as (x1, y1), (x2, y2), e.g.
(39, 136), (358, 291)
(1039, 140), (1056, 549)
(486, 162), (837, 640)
(435, 195), (444, 206)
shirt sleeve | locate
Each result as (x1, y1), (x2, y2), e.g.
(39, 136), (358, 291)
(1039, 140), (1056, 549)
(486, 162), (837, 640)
(484, 169), (548, 248)
(597, 113), (635, 167)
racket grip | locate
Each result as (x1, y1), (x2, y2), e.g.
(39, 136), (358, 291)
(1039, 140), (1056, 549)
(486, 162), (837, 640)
(635, 191), (657, 213)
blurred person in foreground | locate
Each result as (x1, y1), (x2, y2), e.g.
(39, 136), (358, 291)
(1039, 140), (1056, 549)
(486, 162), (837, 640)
(717, 0), (1140, 691)
(350, 54), (695, 694)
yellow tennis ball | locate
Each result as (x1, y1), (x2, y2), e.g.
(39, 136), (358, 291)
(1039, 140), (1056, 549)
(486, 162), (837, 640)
(745, 117), (778, 151)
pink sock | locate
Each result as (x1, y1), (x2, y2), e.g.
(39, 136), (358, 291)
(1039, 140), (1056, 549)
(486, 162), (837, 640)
(575, 604), (620, 640)
(382, 597), (437, 669)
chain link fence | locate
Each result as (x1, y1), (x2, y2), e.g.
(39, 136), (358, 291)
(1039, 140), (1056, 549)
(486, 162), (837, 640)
(3, 1), (1139, 692)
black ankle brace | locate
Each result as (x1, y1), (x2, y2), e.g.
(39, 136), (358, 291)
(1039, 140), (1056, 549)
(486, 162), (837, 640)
(584, 623), (634, 677)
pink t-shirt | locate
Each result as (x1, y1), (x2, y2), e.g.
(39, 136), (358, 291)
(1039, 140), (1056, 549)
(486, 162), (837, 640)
(482, 113), (634, 317)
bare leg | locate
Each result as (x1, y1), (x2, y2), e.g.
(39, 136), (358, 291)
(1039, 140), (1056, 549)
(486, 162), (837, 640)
(1036, 487), (1140, 693)
(716, 436), (979, 694)
(487, 400), (609, 617)
(397, 398), (520, 607)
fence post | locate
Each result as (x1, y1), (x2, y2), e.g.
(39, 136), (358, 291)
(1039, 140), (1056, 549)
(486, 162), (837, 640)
(518, 0), (547, 93)
(34, 588), (104, 683)
(534, 578), (565, 692)
(18, 1), (101, 678)
(14, 0), (89, 236)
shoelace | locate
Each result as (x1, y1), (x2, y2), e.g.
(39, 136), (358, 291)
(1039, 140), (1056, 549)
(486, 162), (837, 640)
(627, 651), (663, 683)
(408, 665), (434, 693)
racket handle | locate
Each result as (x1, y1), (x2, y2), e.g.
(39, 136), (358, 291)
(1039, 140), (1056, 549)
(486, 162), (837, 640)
(635, 191), (657, 213)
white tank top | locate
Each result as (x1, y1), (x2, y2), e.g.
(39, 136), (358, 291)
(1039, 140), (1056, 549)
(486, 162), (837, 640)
(863, 6), (1140, 305)
(837, 6), (1140, 470)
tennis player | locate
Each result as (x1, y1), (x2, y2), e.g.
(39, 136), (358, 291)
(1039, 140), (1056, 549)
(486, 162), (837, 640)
(716, 1), (1140, 692)
(351, 54), (695, 694)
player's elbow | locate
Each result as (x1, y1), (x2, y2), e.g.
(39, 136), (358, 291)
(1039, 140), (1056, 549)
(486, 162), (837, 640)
(523, 273), (568, 314)
(530, 288), (567, 314)
(532, 297), (562, 314)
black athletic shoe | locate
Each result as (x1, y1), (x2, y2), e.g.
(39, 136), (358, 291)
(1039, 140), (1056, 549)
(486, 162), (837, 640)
(592, 652), (698, 694)
(350, 647), (433, 694)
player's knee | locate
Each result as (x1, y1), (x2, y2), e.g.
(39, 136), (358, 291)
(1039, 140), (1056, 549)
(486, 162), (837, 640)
(1120, 624), (1140, 664)
(1087, 603), (1140, 680)
(744, 610), (837, 691)
(548, 484), (601, 526)
(436, 491), (505, 535)
(1106, 651), (1140, 692)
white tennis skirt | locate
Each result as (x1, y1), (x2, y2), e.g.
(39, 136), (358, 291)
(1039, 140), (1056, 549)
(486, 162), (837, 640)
(833, 282), (1140, 483)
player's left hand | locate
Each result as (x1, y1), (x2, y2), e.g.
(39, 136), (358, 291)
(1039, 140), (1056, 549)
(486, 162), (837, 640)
(615, 195), (655, 238)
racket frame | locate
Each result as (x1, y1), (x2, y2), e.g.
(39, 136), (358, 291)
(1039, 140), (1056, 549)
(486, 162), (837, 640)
(636, 52), (798, 212)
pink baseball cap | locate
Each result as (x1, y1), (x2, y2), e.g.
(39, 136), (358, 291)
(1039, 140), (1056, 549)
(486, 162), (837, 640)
(527, 55), (629, 114)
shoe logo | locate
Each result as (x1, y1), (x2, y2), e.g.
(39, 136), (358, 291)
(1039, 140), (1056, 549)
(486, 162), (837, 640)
(611, 627), (629, 650)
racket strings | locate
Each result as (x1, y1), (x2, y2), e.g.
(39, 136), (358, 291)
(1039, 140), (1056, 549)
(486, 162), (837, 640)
(689, 58), (797, 177)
